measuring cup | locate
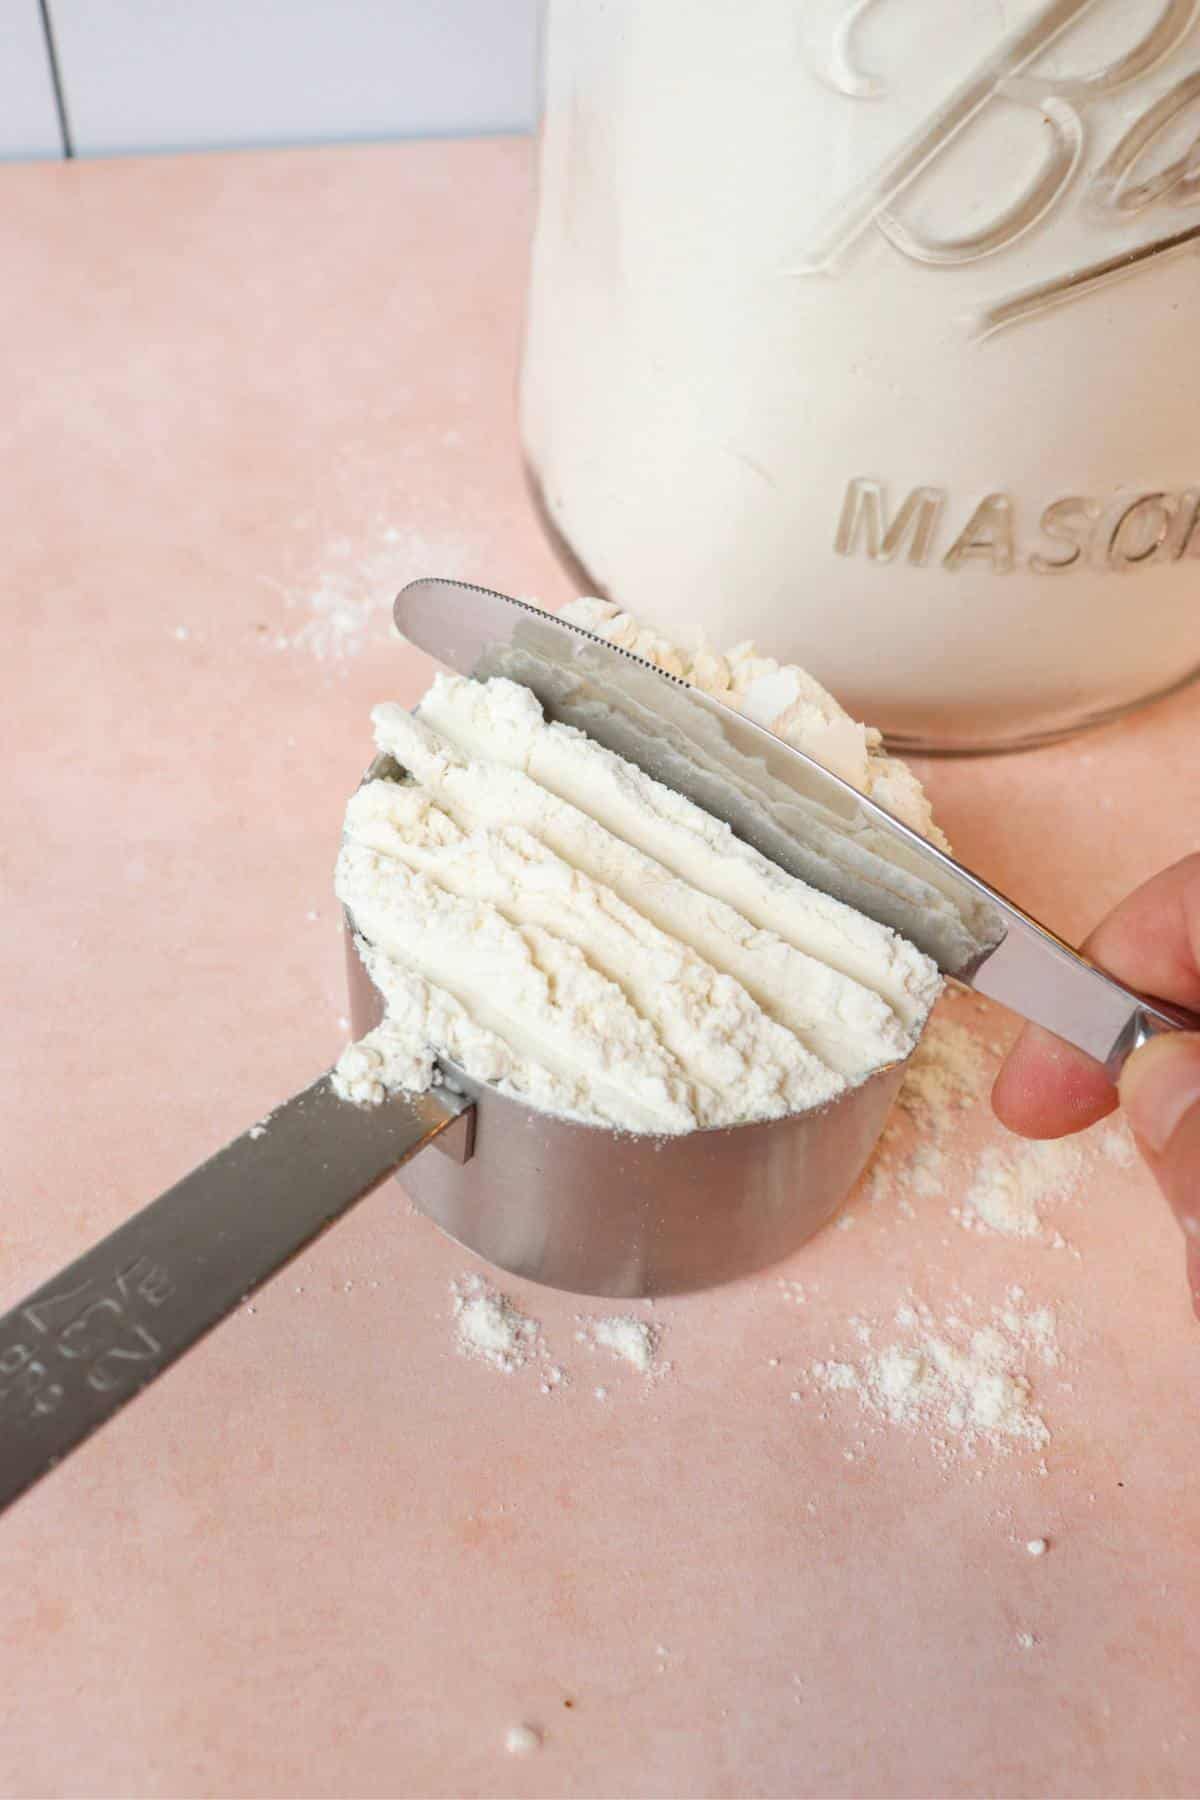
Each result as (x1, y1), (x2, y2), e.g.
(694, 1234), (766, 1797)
(0, 822), (911, 1516)
(346, 924), (907, 1301)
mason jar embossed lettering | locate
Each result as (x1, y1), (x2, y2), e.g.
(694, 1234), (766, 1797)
(521, 0), (1200, 749)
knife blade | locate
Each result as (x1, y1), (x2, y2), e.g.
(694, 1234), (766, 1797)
(394, 577), (1197, 1077)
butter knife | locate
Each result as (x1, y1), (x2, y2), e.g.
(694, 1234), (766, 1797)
(395, 577), (1199, 1078)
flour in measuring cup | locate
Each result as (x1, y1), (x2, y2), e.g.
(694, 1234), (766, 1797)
(334, 670), (941, 1131)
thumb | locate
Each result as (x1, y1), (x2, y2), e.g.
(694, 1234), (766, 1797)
(1118, 1034), (1200, 1245)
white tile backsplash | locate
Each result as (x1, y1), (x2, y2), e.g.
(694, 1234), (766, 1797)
(1, 1), (65, 159)
(47, 0), (540, 157)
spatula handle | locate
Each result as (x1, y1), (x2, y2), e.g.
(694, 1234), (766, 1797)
(0, 1076), (473, 1515)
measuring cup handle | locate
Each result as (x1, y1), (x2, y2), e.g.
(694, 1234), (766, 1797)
(0, 1076), (473, 1516)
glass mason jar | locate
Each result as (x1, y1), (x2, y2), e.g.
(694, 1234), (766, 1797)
(520, 0), (1200, 751)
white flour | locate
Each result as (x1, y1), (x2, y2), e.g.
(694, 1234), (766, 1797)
(807, 994), (1155, 1471)
(861, 988), (1122, 1221)
(859, 996), (994, 1214)
(906, 1140), (948, 1201)
(525, 5), (1200, 740)
(1098, 1121), (1137, 1169)
(579, 1315), (660, 1374)
(959, 1138), (1083, 1242)
(335, 673), (939, 1131)
(560, 597), (948, 849)
(451, 1275), (541, 1373)
(265, 524), (468, 668)
(897, 1010), (993, 1125)
(811, 1292), (1060, 1459)
(449, 1278), (666, 1395)
(863, 987), (1133, 1253)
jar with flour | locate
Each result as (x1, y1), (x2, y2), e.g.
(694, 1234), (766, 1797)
(520, 0), (1200, 749)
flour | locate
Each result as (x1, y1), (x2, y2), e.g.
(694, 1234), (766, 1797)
(525, 6), (1200, 746)
(335, 673), (939, 1132)
(266, 524), (468, 668)
(580, 1315), (660, 1374)
(897, 1010), (993, 1124)
(857, 997), (994, 1214)
(1097, 1120), (1137, 1169)
(810, 1293), (1060, 1458)
(908, 1141), (948, 1201)
(959, 1138), (1083, 1242)
(816, 1360), (859, 1392)
(560, 597), (949, 849)
(451, 1275), (541, 1373)
(860, 988), (1136, 1251)
(449, 1280), (665, 1394)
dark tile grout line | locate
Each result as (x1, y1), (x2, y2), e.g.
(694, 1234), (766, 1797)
(37, 0), (74, 158)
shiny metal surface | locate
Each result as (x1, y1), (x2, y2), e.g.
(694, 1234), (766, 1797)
(346, 926), (904, 1298)
(396, 577), (1200, 1078)
(0, 1074), (471, 1514)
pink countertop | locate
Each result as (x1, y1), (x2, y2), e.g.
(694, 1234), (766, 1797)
(3, 139), (1199, 1800)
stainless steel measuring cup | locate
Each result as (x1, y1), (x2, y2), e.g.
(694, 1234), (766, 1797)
(0, 852), (909, 1516)
(346, 920), (906, 1303)
(343, 746), (910, 1298)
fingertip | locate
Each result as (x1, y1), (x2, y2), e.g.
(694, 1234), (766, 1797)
(992, 1022), (1117, 1139)
(1117, 1032), (1200, 1155)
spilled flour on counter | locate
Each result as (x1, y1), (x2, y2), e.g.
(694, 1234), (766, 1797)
(265, 523), (469, 668)
(958, 1137), (1083, 1242)
(452, 1274), (541, 1373)
(809, 1290), (1060, 1459)
(856, 990), (1124, 1250)
(897, 1009), (993, 1126)
(577, 1315), (662, 1375)
(859, 995), (995, 1215)
(777, 1278), (808, 1305)
(1097, 1120), (1137, 1168)
(448, 1279), (665, 1393)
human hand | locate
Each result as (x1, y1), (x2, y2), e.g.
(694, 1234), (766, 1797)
(992, 853), (1200, 1315)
